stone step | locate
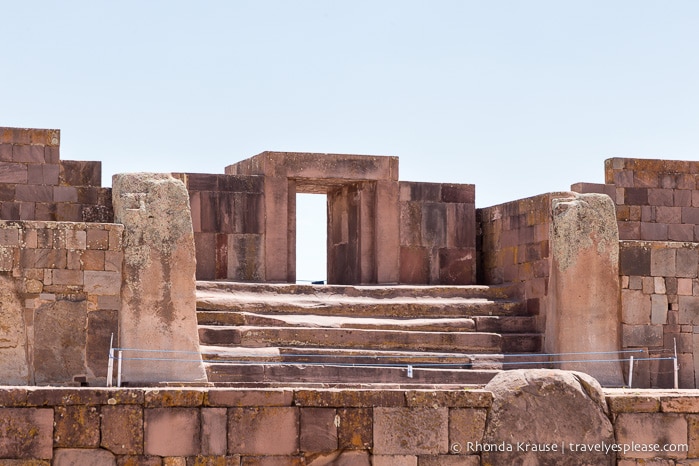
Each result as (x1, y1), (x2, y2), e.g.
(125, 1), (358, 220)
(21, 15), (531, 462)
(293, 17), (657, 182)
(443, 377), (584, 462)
(204, 362), (500, 385)
(197, 311), (537, 333)
(196, 298), (527, 319)
(199, 346), (552, 370)
(198, 325), (526, 353)
(197, 280), (521, 300)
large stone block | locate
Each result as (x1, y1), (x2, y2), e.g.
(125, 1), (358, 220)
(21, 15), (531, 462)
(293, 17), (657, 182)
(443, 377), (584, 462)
(482, 370), (615, 465)
(0, 275), (29, 384)
(112, 173), (206, 384)
(0, 408), (54, 459)
(101, 405), (143, 455)
(615, 413), (687, 460)
(549, 193), (623, 385)
(33, 298), (87, 385)
(373, 407), (448, 455)
(53, 449), (116, 466)
(54, 405), (100, 448)
(300, 408), (338, 453)
(228, 407), (299, 455)
(144, 408), (201, 456)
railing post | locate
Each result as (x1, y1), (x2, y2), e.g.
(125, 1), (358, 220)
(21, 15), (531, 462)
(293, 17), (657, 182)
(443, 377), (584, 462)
(117, 350), (123, 388)
(106, 333), (114, 387)
(627, 355), (634, 388)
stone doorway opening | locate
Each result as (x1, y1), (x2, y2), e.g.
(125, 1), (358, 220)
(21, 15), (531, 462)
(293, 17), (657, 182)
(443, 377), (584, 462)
(296, 193), (327, 284)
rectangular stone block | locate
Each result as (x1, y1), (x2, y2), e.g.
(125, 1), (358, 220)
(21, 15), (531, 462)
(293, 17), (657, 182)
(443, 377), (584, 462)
(373, 407), (448, 455)
(449, 409), (487, 449)
(0, 143), (12, 161)
(338, 408), (372, 450)
(623, 324), (663, 347)
(641, 222), (668, 241)
(228, 407), (299, 455)
(207, 389), (293, 407)
(86, 309), (118, 379)
(201, 408), (227, 456)
(620, 245), (651, 276)
(15, 184), (53, 203)
(648, 188), (675, 207)
(651, 248), (676, 277)
(84, 270), (121, 295)
(101, 405), (144, 455)
(300, 408), (338, 453)
(399, 247), (429, 284)
(86, 228), (109, 250)
(372, 456), (418, 466)
(59, 160), (101, 187)
(54, 405), (100, 448)
(12, 144), (45, 163)
(615, 413), (687, 459)
(677, 249), (699, 278)
(145, 408), (201, 456)
(53, 186), (78, 203)
(669, 224), (695, 242)
(652, 294), (669, 324)
(679, 296), (699, 325)
(0, 162), (28, 184)
(0, 408), (53, 459)
(625, 187), (649, 205)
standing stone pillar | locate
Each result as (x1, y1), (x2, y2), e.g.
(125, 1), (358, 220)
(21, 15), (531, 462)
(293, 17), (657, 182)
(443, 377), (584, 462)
(548, 193), (624, 386)
(113, 173), (207, 384)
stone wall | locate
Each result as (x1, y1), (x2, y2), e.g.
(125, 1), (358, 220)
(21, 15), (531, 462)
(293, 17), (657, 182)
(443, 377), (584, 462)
(171, 173), (265, 281)
(0, 127), (113, 223)
(619, 241), (699, 388)
(0, 220), (123, 386)
(1, 385), (699, 465)
(477, 193), (566, 316)
(399, 181), (476, 284)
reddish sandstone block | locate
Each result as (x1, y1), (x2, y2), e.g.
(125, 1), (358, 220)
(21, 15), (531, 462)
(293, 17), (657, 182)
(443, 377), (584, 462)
(623, 324), (663, 347)
(87, 228), (109, 250)
(0, 408), (54, 459)
(399, 247), (429, 284)
(207, 389), (293, 407)
(144, 390), (205, 408)
(649, 188), (675, 207)
(86, 310), (118, 379)
(84, 270), (121, 295)
(615, 413), (687, 460)
(669, 224), (695, 242)
(239, 457), (305, 466)
(12, 145), (45, 163)
(81, 250), (106, 270)
(53, 449), (116, 465)
(0, 143), (12, 161)
(621, 290), (651, 324)
(228, 407), (299, 455)
(52, 269), (84, 286)
(0, 162), (28, 184)
(105, 251), (123, 273)
(201, 408), (227, 456)
(651, 248), (676, 277)
(54, 405), (100, 448)
(300, 408), (338, 453)
(16, 184), (53, 203)
(337, 408), (372, 450)
(101, 405), (144, 454)
(373, 407), (448, 455)
(53, 186), (78, 203)
(449, 409), (487, 449)
(144, 408), (201, 456)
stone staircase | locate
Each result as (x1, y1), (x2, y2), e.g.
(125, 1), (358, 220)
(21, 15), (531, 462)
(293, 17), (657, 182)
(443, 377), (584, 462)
(196, 281), (547, 386)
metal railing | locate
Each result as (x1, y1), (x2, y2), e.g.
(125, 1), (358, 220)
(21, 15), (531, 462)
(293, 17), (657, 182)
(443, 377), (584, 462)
(107, 335), (681, 388)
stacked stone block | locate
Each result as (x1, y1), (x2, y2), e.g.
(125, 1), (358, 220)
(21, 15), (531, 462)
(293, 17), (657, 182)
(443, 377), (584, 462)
(620, 241), (699, 388)
(478, 193), (566, 313)
(0, 221), (123, 386)
(3, 386), (699, 464)
(574, 158), (699, 242)
(0, 127), (113, 223)
(399, 181), (476, 285)
(172, 173), (265, 281)
(0, 387), (489, 465)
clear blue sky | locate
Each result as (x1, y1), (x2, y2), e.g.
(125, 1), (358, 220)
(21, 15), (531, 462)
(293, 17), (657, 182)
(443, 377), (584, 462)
(3, 1), (699, 281)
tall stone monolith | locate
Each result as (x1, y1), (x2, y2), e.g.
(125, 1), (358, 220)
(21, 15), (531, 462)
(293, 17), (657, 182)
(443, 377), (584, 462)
(548, 193), (624, 386)
(112, 173), (207, 384)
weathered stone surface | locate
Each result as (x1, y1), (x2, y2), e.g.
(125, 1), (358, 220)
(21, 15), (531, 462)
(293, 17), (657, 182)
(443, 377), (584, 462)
(53, 448), (116, 466)
(373, 407), (448, 455)
(0, 275), (29, 384)
(54, 405), (100, 448)
(228, 407), (299, 455)
(300, 408), (338, 453)
(101, 405), (144, 455)
(549, 193), (624, 386)
(112, 173), (206, 384)
(201, 408), (227, 456)
(33, 298), (87, 384)
(0, 408), (53, 459)
(337, 408), (372, 450)
(305, 450), (371, 465)
(615, 413), (687, 460)
(144, 408), (201, 456)
(481, 369), (615, 465)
